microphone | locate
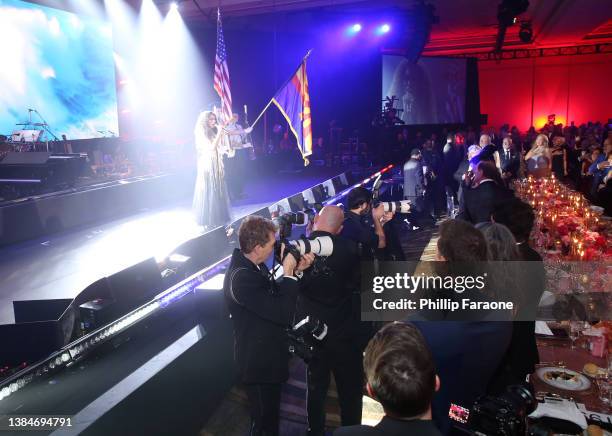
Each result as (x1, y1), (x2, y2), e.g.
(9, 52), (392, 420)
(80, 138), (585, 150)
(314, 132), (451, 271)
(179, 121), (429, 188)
(28, 108), (34, 112)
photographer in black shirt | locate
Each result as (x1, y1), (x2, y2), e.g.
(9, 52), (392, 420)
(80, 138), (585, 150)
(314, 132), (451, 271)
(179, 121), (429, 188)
(340, 187), (391, 260)
(223, 216), (314, 436)
(297, 206), (363, 436)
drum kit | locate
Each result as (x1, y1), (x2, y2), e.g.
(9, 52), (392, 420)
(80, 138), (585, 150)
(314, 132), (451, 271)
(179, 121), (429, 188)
(1, 109), (59, 157)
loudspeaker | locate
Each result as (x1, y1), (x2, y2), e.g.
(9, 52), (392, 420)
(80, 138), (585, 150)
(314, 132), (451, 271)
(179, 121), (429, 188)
(332, 173), (349, 192)
(479, 114), (488, 126)
(106, 257), (163, 318)
(172, 226), (231, 275)
(288, 192), (306, 211)
(0, 298), (76, 368)
(310, 184), (328, 203)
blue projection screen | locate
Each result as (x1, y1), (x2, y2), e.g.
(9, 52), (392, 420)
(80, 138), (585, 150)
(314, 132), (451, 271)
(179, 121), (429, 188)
(0, 0), (118, 140)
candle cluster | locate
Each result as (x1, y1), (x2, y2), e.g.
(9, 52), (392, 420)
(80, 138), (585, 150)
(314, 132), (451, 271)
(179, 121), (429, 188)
(514, 176), (610, 261)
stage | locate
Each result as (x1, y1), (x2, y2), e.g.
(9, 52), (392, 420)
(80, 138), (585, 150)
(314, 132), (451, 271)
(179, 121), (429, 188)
(0, 166), (344, 325)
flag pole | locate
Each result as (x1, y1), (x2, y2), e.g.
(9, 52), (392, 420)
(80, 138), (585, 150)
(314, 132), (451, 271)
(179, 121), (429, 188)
(248, 99), (274, 129)
(248, 49), (313, 130)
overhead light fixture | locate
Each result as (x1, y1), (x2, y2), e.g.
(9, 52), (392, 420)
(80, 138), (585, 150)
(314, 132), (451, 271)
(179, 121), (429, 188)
(519, 21), (533, 43)
(495, 0), (529, 51)
(380, 24), (391, 34)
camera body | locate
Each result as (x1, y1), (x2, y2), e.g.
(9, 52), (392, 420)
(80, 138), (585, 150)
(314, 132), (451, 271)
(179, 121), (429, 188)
(287, 316), (328, 362)
(450, 384), (537, 436)
(272, 209), (319, 240)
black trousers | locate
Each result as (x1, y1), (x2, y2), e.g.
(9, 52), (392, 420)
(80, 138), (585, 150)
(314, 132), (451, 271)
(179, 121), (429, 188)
(306, 336), (363, 435)
(244, 383), (282, 436)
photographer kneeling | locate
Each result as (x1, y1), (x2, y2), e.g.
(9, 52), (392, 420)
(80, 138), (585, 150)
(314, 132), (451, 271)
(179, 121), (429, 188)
(223, 216), (314, 436)
(297, 206), (364, 436)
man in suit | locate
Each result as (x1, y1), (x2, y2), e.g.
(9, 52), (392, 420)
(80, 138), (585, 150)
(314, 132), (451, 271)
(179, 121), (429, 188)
(457, 161), (512, 225)
(223, 216), (314, 436)
(412, 220), (512, 434)
(335, 322), (442, 436)
(489, 198), (545, 392)
(297, 206), (364, 436)
(453, 145), (481, 206)
(500, 137), (520, 185)
(404, 148), (429, 226)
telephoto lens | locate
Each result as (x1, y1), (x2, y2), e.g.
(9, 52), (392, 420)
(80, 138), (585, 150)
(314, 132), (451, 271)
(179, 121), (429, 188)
(288, 236), (334, 257)
(381, 200), (411, 214)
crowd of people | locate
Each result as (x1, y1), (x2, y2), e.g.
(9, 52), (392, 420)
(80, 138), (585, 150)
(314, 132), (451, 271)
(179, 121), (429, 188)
(223, 172), (552, 435)
(399, 120), (612, 222)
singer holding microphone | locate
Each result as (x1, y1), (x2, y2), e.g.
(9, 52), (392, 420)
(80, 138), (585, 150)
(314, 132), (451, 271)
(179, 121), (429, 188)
(192, 111), (252, 229)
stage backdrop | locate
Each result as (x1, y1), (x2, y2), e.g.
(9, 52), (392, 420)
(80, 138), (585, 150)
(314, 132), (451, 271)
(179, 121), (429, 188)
(478, 53), (612, 130)
(382, 55), (468, 125)
(0, 0), (118, 141)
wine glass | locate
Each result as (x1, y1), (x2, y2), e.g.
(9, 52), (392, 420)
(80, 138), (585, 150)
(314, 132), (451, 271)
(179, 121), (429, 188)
(568, 321), (581, 349)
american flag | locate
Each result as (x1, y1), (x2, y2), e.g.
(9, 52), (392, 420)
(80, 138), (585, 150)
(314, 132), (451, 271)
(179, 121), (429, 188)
(214, 8), (232, 123)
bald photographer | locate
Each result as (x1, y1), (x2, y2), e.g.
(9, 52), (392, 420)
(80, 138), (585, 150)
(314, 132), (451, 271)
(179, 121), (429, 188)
(297, 206), (364, 436)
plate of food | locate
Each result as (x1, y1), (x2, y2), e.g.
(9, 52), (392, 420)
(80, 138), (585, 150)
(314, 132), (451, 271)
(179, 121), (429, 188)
(536, 367), (591, 391)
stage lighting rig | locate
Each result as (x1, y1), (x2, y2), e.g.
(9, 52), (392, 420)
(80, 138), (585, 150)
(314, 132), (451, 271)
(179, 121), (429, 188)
(519, 21), (533, 43)
(495, 0), (529, 52)
(383, 1), (438, 62)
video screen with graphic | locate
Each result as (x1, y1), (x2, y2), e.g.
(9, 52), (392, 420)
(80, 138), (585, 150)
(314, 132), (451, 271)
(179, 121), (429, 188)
(382, 55), (467, 125)
(0, 0), (118, 141)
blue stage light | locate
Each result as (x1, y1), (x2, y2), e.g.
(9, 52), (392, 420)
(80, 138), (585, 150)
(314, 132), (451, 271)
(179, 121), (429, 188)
(380, 24), (391, 34)
(351, 23), (362, 32)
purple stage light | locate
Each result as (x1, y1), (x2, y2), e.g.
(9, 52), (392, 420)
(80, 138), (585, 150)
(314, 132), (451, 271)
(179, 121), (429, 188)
(379, 24), (391, 34)
(351, 23), (362, 32)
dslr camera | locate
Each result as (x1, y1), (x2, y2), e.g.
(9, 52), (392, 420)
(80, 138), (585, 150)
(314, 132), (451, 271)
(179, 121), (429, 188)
(287, 316), (328, 362)
(272, 211), (334, 263)
(272, 210), (315, 240)
(449, 384), (537, 436)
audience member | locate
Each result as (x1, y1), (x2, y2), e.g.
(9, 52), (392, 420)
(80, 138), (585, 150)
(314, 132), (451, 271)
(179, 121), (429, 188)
(298, 206), (364, 435)
(413, 220), (512, 434)
(490, 199), (546, 391)
(457, 161), (511, 224)
(499, 136), (520, 184)
(335, 322), (442, 436)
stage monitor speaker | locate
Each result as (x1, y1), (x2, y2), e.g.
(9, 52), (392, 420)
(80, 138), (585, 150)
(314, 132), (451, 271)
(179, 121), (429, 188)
(73, 277), (113, 308)
(0, 321), (65, 369)
(1, 298), (76, 368)
(288, 192), (306, 212)
(250, 206), (271, 219)
(13, 298), (73, 324)
(172, 226), (231, 274)
(321, 180), (336, 198)
(332, 173), (349, 192)
(310, 184), (328, 203)
(106, 257), (163, 318)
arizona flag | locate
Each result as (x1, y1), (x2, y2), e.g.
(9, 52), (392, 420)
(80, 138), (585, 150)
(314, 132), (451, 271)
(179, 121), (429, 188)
(271, 58), (312, 164)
